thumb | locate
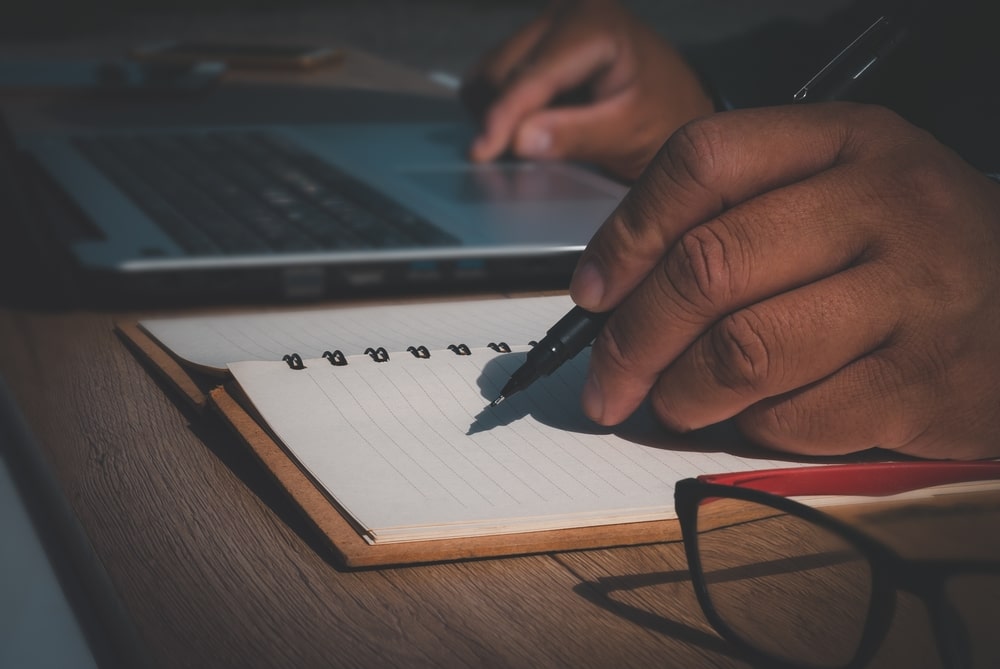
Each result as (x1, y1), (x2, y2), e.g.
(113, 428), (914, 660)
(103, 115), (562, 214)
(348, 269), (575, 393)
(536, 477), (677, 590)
(511, 96), (654, 177)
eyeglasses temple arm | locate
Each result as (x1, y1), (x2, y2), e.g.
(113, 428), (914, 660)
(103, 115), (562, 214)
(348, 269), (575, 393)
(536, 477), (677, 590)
(699, 461), (1000, 497)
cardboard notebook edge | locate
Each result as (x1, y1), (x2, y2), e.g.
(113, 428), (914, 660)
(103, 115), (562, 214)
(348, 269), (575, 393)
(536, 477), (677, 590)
(115, 320), (213, 410)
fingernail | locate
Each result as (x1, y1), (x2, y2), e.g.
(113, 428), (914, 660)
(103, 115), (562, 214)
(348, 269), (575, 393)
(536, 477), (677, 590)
(570, 261), (605, 309)
(581, 369), (604, 423)
(519, 126), (551, 157)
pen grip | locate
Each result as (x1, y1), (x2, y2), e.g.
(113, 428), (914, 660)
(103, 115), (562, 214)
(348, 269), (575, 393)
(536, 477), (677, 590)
(548, 305), (608, 348)
(528, 306), (609, 378)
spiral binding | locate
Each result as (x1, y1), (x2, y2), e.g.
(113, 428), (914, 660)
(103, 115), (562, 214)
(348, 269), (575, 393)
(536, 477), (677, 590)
(282, 353), (305, 370)
(322, 350), (348, 366)
(283, 340), (516, 369)
(364, 347), (390, 362)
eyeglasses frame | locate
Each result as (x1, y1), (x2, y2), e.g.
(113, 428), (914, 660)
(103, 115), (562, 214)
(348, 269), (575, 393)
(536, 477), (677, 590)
(674, 476), (1000, 669)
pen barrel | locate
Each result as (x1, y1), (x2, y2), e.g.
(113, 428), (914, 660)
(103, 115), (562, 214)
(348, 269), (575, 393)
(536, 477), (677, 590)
(496, 306), (610, 400)
(793, 15), (908, 103)
(529, 306), (609, 378)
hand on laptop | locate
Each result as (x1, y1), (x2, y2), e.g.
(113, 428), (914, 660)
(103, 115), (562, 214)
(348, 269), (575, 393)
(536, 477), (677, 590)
(569, 103), (1000, 460)
(460, 0), (713, 181)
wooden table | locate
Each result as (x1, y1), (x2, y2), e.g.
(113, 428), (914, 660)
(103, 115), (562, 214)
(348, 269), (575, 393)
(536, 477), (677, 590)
(2, 18), (997, 669)
(8, 306), (1000, 669)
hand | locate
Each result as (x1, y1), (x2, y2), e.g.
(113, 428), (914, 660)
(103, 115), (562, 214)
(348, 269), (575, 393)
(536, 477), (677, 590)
(461, 0), (713, 181)
(569, 102), (1000, 460)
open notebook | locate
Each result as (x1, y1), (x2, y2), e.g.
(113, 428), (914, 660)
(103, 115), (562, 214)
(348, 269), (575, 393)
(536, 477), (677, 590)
(224, 343), (798, 544)
(120, 294), (989, 567)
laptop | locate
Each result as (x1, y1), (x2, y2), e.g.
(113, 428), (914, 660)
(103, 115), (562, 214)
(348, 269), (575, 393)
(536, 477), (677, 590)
(5, 103), (628, 304)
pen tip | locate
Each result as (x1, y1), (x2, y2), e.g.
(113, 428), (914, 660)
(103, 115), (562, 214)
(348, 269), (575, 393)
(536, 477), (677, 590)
(488, 395), (505, 408)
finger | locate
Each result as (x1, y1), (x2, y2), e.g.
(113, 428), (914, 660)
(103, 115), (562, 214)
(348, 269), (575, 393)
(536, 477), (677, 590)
(568, 103), (889, 312)
(469, 31), (619, 163)
(508, 93), (639, 160)
(581, 160), (880, 425)
(735, 351), (926, 457)
(738, 325), (1000, 460)
(460, 12), (553, 118)
(649, 265), (898, 432)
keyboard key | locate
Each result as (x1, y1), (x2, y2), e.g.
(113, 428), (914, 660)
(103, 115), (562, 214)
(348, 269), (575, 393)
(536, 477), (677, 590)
(72, 130), (461, 255)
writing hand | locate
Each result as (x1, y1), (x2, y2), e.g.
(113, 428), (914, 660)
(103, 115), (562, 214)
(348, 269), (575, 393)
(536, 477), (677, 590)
(460, 0), (713, 181)
(569, 103), (1000, 459)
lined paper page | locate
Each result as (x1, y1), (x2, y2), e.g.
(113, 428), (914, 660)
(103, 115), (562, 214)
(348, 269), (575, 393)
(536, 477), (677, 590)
(141, 295), (574, 372)
(228, 346), (797, 543)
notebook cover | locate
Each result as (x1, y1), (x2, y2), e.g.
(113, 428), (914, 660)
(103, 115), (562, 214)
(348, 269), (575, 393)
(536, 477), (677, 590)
(116, 320), (213, 410)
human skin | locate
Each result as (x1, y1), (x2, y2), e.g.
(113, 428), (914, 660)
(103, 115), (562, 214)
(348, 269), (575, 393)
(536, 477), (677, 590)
(466, 0), (1000, 460)
(569, 103), (1000, 460)
(461, 0), (713, 181)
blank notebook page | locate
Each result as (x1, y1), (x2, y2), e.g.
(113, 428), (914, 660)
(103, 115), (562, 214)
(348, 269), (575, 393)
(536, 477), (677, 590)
(228, 346), (795, 543)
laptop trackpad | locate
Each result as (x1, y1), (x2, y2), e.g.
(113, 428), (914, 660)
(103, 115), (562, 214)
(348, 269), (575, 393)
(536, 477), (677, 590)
(402, 163), (613, 203)
(400, 163), (622, 244)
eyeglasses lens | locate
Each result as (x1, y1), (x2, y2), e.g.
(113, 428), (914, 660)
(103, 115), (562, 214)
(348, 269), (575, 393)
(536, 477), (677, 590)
(695, 499), (873, 668)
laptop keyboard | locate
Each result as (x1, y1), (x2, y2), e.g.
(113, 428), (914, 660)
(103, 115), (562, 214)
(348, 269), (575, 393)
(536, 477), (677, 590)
(72, 131), (460, 255)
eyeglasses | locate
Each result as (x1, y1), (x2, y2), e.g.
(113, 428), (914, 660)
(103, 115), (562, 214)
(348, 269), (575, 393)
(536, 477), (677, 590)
(674, 462), (1000, 669)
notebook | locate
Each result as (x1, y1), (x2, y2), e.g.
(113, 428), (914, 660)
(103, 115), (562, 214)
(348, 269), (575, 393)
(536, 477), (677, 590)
(7, 101), (627, 304)
(120, 293), (908, 567)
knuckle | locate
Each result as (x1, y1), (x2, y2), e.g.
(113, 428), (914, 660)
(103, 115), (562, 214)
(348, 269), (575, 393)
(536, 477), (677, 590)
(615, 193), (656, 243)
(657, 117), (726, 195)
(593, 186), (667, 269)
(861, 350), (932, 447)
(853, 103), (905, 132)
(737, 353), (923, 455)
(843, 104), (906, 146)
(704, 310), (775, 394)
(660, 224), (742, 314)
(893, 155), (958, 214)
(648, 387), (693, 433)
(848, 108), (955, 209)
(598, 205), (649, 266)
(739, 399), (812, 449)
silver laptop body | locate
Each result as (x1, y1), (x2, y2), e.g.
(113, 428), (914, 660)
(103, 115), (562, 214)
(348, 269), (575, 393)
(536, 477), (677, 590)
(17, 120), (627, 302)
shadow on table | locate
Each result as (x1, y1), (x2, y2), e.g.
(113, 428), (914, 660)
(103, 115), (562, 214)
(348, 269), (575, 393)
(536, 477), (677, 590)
(571, 569), (742, 660)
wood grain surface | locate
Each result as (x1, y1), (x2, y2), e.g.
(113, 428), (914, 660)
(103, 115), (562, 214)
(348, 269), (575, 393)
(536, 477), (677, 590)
(7, 304), (1000, 668)
(0, 304), (750, 667)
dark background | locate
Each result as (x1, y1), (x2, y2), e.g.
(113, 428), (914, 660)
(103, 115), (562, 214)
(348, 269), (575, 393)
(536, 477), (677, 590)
(0, 0), (849, 76)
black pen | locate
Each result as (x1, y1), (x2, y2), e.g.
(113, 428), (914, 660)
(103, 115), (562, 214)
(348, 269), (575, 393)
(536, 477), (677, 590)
(792, 13), (908, 103)
(488, 306), (609, 407)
